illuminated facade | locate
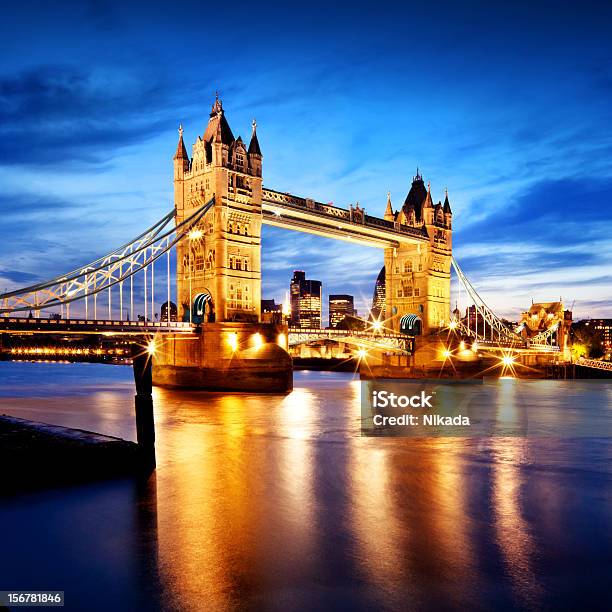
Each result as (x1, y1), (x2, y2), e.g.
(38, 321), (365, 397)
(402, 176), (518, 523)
(329, 294), (355, 328)
(383, 176), (452, 333)
(290, 271), (322, 329)
(370, 266), (386, 321)
(173, 96), (263, 323)
(519, 301), (572, 354)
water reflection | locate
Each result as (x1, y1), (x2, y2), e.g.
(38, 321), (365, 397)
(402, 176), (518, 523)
(491, 439), (543, 610)
(0, 364), (611, 610)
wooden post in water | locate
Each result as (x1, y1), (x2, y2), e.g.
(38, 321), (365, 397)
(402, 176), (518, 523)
(131, 343), (156, 471)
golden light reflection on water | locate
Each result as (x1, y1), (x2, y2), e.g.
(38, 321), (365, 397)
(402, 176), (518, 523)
(148, 377), (541, 609)
(149, 386), (325, 609)
(492, 380), (543, 610)
(2, 365), (611, 610)
(351, 445), (409, 595)
(275, 388), (317, 572)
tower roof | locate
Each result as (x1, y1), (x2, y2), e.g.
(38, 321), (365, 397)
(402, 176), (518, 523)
(402, 170), (428, 220)
(203, 95), (235, 145)
(443, 190), (452, 214)
(248, 119), (262, 156)
(173, 125), (189, 160)
(384, 191), (394, 219)
(423, 182), (433, 208)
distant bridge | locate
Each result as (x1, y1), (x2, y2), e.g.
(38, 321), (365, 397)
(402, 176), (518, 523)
(288, 327), (412, 353)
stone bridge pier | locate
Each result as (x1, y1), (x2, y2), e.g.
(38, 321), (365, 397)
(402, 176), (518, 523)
(152, 322), (292, 392)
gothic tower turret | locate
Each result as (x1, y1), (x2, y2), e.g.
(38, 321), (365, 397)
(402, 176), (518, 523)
(443, 189), (452, 228)
(384, 168), (452, 334)
(174, 97), (263, 323)
(384, 191), (394, 222)
(248, 119), (262, 178)
(173, 125), (190, 220)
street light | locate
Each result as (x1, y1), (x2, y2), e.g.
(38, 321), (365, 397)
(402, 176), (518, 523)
(227, 332), (238, 352)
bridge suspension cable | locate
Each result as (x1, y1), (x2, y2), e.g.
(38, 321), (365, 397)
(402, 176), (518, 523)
(0, 198), (214, 316)
(451, 256), (524, 345)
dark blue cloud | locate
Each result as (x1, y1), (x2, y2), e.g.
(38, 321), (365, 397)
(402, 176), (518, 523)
(0, 0), (611, 318)
(0, 65), (184, 166)
(457, 177), (612, 248)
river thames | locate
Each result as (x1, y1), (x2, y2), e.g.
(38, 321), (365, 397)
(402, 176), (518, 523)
(0, 362), (611, 611)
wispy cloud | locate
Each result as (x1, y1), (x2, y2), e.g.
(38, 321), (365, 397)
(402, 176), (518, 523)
(0, 0), (611, 321)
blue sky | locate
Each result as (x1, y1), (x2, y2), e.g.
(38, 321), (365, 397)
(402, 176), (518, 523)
(0, 0), (611, 320)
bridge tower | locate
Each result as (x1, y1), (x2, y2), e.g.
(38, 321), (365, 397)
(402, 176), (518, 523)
(173, 96), (263, 323)
(383, 172), (452, 334)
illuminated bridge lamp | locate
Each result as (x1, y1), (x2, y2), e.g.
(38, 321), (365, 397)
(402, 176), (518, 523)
(357, 348), (367, 359)
(252, 332), (263, 350)
(442, 348), (452, 359)
(472, 341), (479, 352)
(501, 355), (514, 366)
(277, 333), (287, 349)
(188, 228), (203, 241)
(147, 340), (157, 356)
(459, 340), (465, 351)
(371, 320), (383, 332)
(227, 332), (238, 352)
(448, 320), (457, 330)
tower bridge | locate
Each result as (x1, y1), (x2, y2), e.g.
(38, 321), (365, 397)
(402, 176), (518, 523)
(0, 96), (568, 393)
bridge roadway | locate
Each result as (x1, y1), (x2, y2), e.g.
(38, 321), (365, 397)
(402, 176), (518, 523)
(0, 317), (561, 354)
(261, 188), (428, 248)
(0, 317), (410, 352)
(0, 316), (195, 336)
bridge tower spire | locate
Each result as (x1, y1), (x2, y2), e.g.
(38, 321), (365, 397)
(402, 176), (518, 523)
(384, 191), (394, 221)
(173, 97), (263, 323)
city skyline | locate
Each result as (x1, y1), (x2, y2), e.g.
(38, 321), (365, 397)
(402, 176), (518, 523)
(0, 1), (611, 321)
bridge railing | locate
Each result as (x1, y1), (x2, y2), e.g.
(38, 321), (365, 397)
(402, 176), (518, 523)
(0, 316), (196, 333)
(578, 357), (612, 371)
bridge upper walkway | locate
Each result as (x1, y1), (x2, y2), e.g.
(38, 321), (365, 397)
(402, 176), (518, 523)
(261, 188), (428, 248)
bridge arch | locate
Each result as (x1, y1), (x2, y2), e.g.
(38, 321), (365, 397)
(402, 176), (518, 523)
(190, 291), (215, 324)
(400, 314), (422, 336)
